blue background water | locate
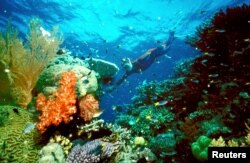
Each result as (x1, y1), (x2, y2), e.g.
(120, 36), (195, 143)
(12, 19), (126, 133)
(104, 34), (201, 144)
(0, 0), (249, 121)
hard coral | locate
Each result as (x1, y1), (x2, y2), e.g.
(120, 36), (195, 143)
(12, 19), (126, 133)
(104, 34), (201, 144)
(78, 94), (100, 121)
(36, 71), (77, 133)
(0, 106), (40, 162)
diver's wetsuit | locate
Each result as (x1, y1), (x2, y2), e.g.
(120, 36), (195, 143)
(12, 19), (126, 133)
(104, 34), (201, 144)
(115, 31), (175, 86)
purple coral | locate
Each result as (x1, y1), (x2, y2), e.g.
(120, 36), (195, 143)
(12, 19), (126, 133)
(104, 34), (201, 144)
(66, 139), (114, 163)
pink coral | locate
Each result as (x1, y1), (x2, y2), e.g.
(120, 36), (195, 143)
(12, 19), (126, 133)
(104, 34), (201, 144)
(78, 94), (100, 121)
(36, 71), (77, 133)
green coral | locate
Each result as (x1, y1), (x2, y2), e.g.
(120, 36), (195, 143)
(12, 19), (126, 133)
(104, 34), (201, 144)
(0, 107), (9, 126)
(149, 132), (177, 157)
(131, 105), (174, 138)
(0, 105), (41, 162)
(191, 135), (212, 161)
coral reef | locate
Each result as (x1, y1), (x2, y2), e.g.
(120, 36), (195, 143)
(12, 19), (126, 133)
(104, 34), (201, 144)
(115, 5), (250, 162)
(78, 94), (100, 122)
(0, 18), (62, 107)
(36, 71), (77, 133)
(0, 105), (40, 162)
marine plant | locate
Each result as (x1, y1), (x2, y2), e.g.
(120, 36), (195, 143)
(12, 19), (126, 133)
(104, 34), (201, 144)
(0, 18), (62, 107)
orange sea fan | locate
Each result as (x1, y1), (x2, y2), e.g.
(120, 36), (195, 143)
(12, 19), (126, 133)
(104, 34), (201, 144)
(78, 94), (100, 121)
(36, 71), (77, 133)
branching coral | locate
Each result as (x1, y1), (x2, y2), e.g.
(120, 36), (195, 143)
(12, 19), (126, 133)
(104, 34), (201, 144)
(66, 139), (115, 163)
(0, 18), (62, 107)
(36, 71), (77, 133)
(78, 94), (100, 121)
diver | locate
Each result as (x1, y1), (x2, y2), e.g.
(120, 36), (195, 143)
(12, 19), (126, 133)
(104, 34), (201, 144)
(114, 30), (175, 87)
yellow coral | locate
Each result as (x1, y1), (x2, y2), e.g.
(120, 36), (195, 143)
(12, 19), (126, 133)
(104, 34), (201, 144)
(210, 136), (226, 147)
(245, 133), (250, 146)
(0, 19), (63, 107)
(227, 139), (239, 147)
(49, 135), (72, 155)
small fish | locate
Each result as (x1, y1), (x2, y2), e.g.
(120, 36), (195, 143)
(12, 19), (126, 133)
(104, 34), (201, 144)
(112, 105), (123, 112)
(56, 49), (66, 55)
(154, 100), (168, 107)
(87, 133), (92, 139)
(204, 52), (215, 56)
(208, 73), (219, 78)
(129, 119), (136, 125)
(145, 115), (151, 120)
(13, 108), (19, 114)
(164, 54), (172, 59)
(87, 71), (92, 76)
(23, 122), (36, 134)
(244, 38), (250, 42)
(190, 79), (200, 84)
(92, 110), (104, 118)
(105, 48), (108, 54)
(215, 29), (226, 33)
(4, 69), (10, 73)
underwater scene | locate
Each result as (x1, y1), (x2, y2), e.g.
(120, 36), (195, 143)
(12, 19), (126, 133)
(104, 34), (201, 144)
(0, 0), (250, 162)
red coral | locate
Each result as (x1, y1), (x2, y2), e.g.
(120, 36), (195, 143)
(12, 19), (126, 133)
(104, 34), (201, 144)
(78, 94), (100, 121)
(36, 71), (77, 133)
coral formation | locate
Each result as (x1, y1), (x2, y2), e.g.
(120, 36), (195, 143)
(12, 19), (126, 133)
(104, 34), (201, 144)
(191, 135), (212, 161)
(66, 139), (115, 163)
(77, 119), (105, 136)
(49, 135), (72, 155)
(38, 143), (65, 163)
(78, 94), (100, 122)
(36, 55), (98, 98)
(0, 105), (40, 162)
(85, 58), (120, 79)
(0, 19), (62, 107)
(189, 5), (250, 57)
(36, 71), (77, 133)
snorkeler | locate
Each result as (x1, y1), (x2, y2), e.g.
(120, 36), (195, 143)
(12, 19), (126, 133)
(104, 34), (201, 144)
(114, 30), (175, 87)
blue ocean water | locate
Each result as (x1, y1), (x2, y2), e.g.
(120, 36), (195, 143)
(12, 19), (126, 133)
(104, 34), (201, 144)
(1, 0), (249, 121)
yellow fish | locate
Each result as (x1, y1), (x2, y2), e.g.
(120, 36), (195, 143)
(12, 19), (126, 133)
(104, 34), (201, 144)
(154, 100), (168, 107)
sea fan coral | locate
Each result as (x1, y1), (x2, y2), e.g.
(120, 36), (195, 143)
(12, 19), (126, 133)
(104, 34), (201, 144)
(36, 71), (77, 133)
(78, 94), (100, 121)
(0, 18), (62, 107)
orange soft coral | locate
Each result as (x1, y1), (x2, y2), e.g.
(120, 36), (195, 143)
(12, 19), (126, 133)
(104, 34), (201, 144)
(78, 94), (100, 121)
(36, 71), (77, 133)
